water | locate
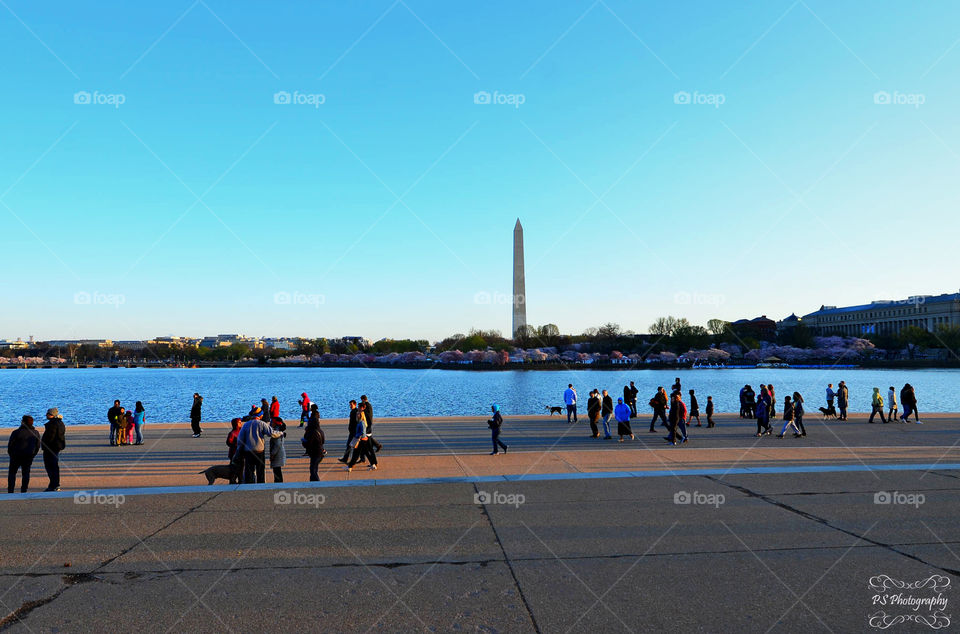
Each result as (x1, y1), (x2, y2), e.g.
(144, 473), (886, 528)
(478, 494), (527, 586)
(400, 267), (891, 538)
(0, 367), (954, 426)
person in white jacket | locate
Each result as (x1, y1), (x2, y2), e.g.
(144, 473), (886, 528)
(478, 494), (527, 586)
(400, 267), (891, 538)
(887, 387), (899, 422)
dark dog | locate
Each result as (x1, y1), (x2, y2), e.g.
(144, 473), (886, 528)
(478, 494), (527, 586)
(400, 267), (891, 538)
(819, 406), (838, 420)
(200, 464), (240, 485)
(545, 406), (564, 416)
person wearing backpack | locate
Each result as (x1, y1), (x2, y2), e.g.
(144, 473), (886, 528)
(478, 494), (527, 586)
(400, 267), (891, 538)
(41, 408), (66, 492)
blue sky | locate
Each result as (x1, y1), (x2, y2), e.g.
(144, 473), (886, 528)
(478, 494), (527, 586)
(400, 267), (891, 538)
(1, 1), (958, 342)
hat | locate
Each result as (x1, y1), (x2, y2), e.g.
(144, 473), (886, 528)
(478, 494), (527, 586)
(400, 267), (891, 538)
(47, 408), (59, 418)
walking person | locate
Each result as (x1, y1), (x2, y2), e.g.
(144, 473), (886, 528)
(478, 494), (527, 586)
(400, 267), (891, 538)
(649, 387), (668, 432)
(236, 409), (283, 484)
(615, 398), (634, 442)
(133, 402), (146, 445)
(268, 418), (287, 483)
(298, 392), (311, 427)
(778, 396), (802, 438)
(303, 407), (325, 481)
(488, 405), (509, 455)
(7, 416), (41, 493)
(338, 401), (361, 464)
(360, 396), (382, 452)
(563, 384), (578, 423)
(837, 382), (849, 421)
(900, 384), (921, 423)
(41, 408), (66, 492)
(587, 390), (601, 438)
(107, 400), (122, 446)
(666, 392), (688, 445)
(346, 403), (378, 470)
(689, 390), (701, 426)
(190, 393), (203, 437)
(755, 395), (771, 437)
(628, 381), (639, 418)
(600, 389), (614, 439)
(793, 392), (806, 437)
(887, 386), (899, 422)
(706, 396), (715, 428)
(869, 388), (888, 424)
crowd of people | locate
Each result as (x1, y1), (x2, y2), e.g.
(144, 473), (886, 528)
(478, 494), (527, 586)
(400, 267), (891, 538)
(107, 400), (148, 446)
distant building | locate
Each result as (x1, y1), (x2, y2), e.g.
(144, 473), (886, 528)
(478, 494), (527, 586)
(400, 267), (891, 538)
(341, 336), (370, 348)
(801, 292), (960, 337)
(45, 339), (113, 348)
(776, 313), (801, 333)
(0, 338), (30, 350)
(114, 340), (147, 350)
(730, 316), (777, 340)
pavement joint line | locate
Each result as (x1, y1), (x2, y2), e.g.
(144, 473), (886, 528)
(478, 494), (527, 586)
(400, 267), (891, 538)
(706, 476), (960, 579)
(1, 463), (959, 503)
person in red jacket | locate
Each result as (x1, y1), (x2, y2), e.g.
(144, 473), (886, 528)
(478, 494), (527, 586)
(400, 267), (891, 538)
(270, 396), (280, 421)
(298, 392), (311, 427)
(226, 418), (242, 460)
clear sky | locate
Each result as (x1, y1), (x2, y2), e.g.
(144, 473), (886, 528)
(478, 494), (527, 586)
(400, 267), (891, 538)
(2, 1), (959, 342)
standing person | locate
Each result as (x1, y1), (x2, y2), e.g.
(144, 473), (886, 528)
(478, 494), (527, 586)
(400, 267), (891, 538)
(40, 408), (66, 492)
(900, 384), (921, 423)
(705, 396), (715, 428)
(793, 392), (807, 437)
(236, 411), (283, 484)
(666, 392), (687, 445)
(260, 399), (271, 423)
(298, 392), (311, 427)
(563, 384), (578, 423)
(688, 390), (701, 427)
(600, 389), (614, 440)
(133, 402), (146, 445)
(303, 407), (325, 481)
(614, 398), (634, 442)
(7, 416), (41, 493)
(887, 386), (899, 422)
(768, 384), (777, 419)
(268, 418), (287, 483)
(270, 396), (280, 421)
(338, 401), (360, 464)
(124, 410), (135, 445)
(755, 394), (771, 437)
(347, 404), (378, 470)
(190, 393), (203, 437)
(869, 388), (887, 424)
(739, 385), (748, 418)
(107, 400), (122, 446)
(649, 387), (668, 432)
(744, 386), (756, 419)
(117, 408), (129, 446)
(226, 418), (242, 460)
(672, 377), (682, 394)
(837, 381), (849, 421)
(628, 381), (639, 418)
(360, 396), (382, 452)
(587, 390), (601, 438)
(487, 405), (509, 455)
(778, 396), (801, 438)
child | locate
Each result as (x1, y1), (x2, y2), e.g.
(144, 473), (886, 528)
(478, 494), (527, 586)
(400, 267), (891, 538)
(125, 410), (136, 445)
(705, 396), (715, 428)
(117, 407), (128, 445)
(778, 396), (801, 438)
(688, 389), (701, 427)
(887, 386), (898, 422)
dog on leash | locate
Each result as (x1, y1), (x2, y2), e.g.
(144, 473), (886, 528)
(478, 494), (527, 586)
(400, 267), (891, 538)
(819, 406), (838, 420)
(200, 463), (240, 485)
(545, 406), (564, 416)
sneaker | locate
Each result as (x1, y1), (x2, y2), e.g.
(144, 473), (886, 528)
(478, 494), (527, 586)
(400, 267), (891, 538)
(369, 464), (377, 470)
(192, 434), (200, 438)
(336, 458), (347, 464)
(503, 445), (508, 454)
(490, 451), (498, 455)
(776, 434), (784, 439)
(915, 420), (923, 424)
(345, 467), (352, 472)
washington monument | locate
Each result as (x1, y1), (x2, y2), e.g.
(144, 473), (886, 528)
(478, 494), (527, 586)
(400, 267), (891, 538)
(513, 219), (526, 338)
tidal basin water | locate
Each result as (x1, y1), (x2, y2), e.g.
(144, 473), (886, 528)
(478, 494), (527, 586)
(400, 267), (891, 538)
(0, 366), (955, 426)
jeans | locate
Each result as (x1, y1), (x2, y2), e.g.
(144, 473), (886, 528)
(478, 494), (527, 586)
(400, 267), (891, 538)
(7, 456), (33, 493)
(629, 401), (637, 417)
(795, 413), (805, 435)
(309, 454), (323, 481)
(242, 450), (266, 484)
(601, 414), (612, 438)
(42, 451), (60, 490)
(348, 440), (378, 467)
(566, 404), (577, 423)
(134, 423), (143, 444)
(838, 404), (847, 420)
(668, 420), (687, 443)
(491, 429), (508, 453)
(109, 422), (118, 446)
